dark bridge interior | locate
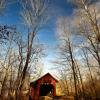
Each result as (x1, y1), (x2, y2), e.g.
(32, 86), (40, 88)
(40, 83), (54, 96)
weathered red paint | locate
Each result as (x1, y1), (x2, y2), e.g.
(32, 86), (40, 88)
(30, 73), (58, 100)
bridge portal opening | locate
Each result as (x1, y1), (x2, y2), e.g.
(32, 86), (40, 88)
(40, 83), (54, 96)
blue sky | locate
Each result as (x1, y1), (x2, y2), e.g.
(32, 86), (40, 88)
(0, 0), (74, 74)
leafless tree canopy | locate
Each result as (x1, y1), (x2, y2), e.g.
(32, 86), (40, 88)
(53, 1), (100, 99)
(0, 0), (49, 99)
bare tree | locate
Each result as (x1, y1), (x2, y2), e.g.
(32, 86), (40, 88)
(81, 48), (99, 98)
(0, 0), (49, 99)
(55, 17), (82, 100)
(69, 0), (100, 68)
(0, 37), (18, 99)
(0, 0), (6, 15)
(52, 1), (100, 99)
(14, 0), (50, 99)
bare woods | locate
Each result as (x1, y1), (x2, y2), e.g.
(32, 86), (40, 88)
(0, 0), (100, 100)
(54, 0), (100, 100)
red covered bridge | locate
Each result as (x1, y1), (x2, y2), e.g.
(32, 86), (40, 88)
(30, 73), (58, 100)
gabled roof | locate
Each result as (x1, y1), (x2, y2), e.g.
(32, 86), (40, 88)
(37, 73), (58, 82)
(30, 73), (58, 86)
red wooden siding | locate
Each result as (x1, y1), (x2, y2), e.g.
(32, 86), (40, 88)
(30, 73), (58, 100)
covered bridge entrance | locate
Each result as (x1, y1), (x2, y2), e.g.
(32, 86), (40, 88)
(30, 73), (58, 100)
